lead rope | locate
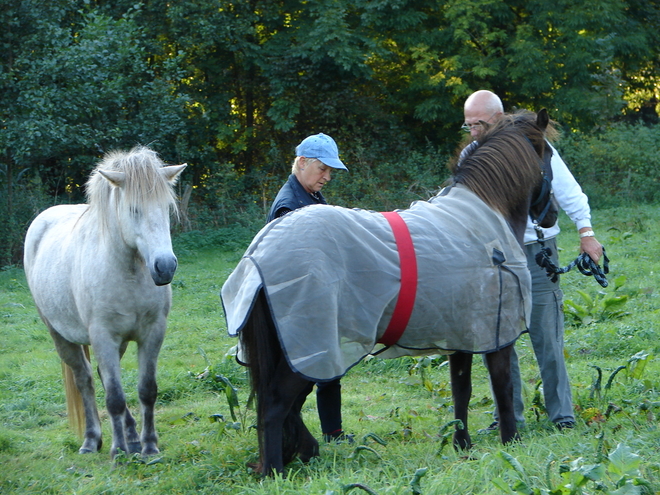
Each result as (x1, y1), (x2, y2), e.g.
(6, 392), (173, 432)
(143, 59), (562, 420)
(533, 222), (610, 288)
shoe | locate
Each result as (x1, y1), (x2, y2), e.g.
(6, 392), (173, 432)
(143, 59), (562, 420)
(477, 421), (499, 434)
(555, 420), (576, 430)
(323, 431), (355, 444)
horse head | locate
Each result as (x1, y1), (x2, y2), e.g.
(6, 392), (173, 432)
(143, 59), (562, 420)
(452, 109), (558, 245)
(88, 147), (186, 286)
(515, 108), (558, 229)
(528, 142), (559, 229)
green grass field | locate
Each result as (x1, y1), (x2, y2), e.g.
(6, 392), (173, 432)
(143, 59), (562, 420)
(1, 205), (660, 494)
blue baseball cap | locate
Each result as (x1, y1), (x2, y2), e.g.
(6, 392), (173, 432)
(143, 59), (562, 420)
(295, 133), (348, 170)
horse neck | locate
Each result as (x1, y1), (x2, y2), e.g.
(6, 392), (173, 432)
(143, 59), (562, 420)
(506, 208), (528, 248)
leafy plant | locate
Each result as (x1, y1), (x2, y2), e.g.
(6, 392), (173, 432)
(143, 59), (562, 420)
(564, 276), (630, 325)
(437, 419), (463, 455)
(588, 364), (627, 400)
(493, 442), (654, 494)
(191, 347), (251, 432)
(581, 351), (653, 426)
(605, 227), (635, 244)
(406, 354), (451, 398)
(626, 351), (652, 381)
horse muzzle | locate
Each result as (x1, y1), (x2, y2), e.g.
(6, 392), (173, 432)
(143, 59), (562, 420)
(151, 255), (178, 286)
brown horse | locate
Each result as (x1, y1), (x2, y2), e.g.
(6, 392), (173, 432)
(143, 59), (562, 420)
(221, 110), (557, 475)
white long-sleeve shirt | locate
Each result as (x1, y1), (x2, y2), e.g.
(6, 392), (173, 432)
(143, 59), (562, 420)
(459, 141), (592, 244)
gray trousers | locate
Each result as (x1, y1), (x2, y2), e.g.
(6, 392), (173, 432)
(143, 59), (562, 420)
(490, 237), (574, 424)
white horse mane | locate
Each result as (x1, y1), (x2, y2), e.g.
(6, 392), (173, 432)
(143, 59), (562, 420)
(85, 146), (179, 231)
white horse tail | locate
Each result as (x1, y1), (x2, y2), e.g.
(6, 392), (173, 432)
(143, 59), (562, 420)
(62, 345), (91, 438)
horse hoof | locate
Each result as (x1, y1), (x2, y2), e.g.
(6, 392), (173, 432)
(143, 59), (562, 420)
(298, 443), (320, 463)
(246, 461), (264, 476)
(79, 437), (102, 454)
(502, 432), (522, 445)
(298, 452), (319, 463)
(141, 445), (160, 456)
(452, 433), (472, 452)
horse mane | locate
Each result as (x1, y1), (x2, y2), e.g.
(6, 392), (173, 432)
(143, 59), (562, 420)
(449, 110), (550, 219)
(85, 146), (179, 229)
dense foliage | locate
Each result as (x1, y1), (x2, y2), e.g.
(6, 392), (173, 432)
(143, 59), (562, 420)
(558, 123), (660, 208)
(2, 0), (660, 265)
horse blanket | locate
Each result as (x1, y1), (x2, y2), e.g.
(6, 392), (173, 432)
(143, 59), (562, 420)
(221, 184), (531, 381)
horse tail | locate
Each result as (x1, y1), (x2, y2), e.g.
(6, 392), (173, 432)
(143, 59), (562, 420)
(62, 345), (90, 438)
(242, 289), (302, 468)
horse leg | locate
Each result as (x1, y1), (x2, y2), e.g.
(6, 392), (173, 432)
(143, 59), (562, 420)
(485, 345), (519, 444)
(122, 412), (141, 454)
(449, 351), (473, 450)
(90, 331), (130, 458)
(95, 341), (140, 455)
(48, 326), (103, 453)
(291, 382), (319, 463)
(135, 324), (165, 456)
(260, 357), (314, 475)
(112, 341), (141, 454)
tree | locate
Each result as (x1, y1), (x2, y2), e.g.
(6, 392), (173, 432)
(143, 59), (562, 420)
(362, 0), (657, 132)
(2, 0), (659, 266)
(0, 1), (188, 264)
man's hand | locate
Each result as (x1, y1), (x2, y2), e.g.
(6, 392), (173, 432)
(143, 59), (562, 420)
(579, 228), (603, 264)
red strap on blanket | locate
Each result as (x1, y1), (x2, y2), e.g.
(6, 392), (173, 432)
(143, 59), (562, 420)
(378, 211), (418, 346)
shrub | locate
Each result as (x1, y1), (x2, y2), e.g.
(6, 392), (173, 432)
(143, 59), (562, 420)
(324, 145), (452, 211)
(557, 123), (660, 208)
(0, 171), (50, 267)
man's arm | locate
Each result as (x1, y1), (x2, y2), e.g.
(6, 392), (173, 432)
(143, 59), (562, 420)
(549, 144), (603, 264)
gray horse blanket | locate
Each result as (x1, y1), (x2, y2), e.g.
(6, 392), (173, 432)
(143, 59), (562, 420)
(221, 184), (531, 381)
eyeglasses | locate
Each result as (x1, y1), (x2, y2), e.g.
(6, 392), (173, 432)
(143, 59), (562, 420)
(461, 122), (482, 132)
(461, 112), (498, 133)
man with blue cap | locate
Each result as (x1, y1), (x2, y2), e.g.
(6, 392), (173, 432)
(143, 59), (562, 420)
(267, 133), (348, 222)
(266, 133), (351, 443)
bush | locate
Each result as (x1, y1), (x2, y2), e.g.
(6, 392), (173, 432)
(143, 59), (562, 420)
(557, 123), (660, 208)
(173, 145), (452, 254)
(0, 171), (50, 267)
(324, 145), (452, 212)
(173, 224), (261, 254)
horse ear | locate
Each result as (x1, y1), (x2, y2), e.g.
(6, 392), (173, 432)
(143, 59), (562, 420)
(161, 164), (187, 183)
(537, 109), (549, 131)
(98, 169), (126, 187)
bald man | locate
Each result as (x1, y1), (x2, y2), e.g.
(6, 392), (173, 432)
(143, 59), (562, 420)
(461, 90), (602, 431)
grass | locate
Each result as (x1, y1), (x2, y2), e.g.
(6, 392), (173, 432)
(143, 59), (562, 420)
(1, 204), (660, 494)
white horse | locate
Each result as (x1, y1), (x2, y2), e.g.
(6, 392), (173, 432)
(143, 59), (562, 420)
(23, 146), (185, 458)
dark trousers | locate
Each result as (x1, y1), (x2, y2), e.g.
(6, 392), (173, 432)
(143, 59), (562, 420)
(316, 378), (342, 435)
